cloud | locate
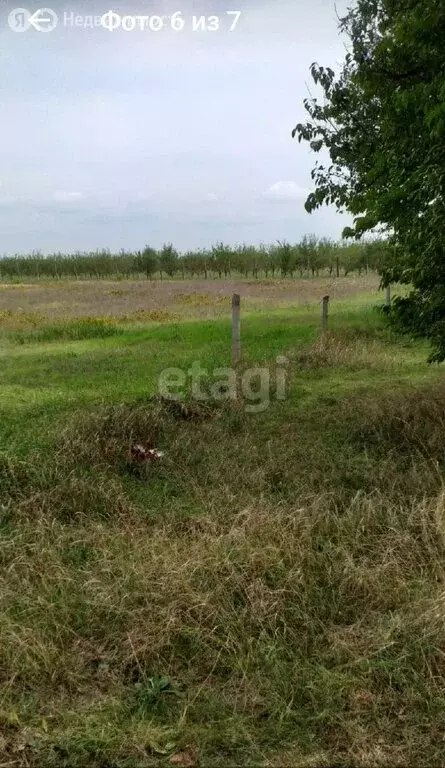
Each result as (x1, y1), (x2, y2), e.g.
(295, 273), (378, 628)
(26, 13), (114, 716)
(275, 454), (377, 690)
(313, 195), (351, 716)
(0, 0), (350, 252)
(264, 181), (309, 201)
(53, 191), (84, 203)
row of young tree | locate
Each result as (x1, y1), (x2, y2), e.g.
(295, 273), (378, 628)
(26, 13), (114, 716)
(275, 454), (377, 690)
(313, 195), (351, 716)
(0, 238), (392, 281)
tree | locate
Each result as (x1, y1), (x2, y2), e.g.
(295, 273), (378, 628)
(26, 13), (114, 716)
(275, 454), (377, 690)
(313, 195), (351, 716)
(275, 241), (294, 277)
(159, 243), (178, 278)
(300, 235), (318, 277)
(211, 242), (232, 278)
(293, 0), (445, 359)
(134, 246), (158, 279)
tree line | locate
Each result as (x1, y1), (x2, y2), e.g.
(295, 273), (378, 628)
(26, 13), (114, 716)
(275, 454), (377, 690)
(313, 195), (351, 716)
(0, 238), (391, 281)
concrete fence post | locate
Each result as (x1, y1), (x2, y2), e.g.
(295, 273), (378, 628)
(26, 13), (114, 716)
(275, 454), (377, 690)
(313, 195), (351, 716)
(232, 293), (241, 365)
(322, 295), (329, 332)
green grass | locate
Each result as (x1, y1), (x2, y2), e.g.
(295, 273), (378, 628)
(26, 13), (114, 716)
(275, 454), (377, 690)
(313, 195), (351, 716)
(1, 293), (445, 766)
(0, 296), (428, 444)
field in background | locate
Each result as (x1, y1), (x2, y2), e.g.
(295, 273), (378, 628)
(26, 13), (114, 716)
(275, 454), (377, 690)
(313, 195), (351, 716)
(0, 274), (379, 321)
(1, 277), (445, 767)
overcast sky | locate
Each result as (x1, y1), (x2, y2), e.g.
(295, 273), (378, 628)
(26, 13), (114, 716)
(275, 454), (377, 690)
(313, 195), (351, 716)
(0, 0), (350, 253)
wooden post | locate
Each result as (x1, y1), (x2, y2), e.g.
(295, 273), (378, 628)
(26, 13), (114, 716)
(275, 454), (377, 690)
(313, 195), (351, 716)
(385, 284), (391, 311)
(322, 295), (329, 332)
(336, 257), (340, 278)
(232, 293), (241, 365)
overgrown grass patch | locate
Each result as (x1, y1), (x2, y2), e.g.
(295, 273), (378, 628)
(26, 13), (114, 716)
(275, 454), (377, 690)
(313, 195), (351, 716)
(2, 300), (445, 765)
(2, 316), (121, 343)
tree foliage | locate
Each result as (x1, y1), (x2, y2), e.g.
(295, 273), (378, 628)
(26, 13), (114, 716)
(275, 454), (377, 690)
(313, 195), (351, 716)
(159, 243), (179, 277)
(293, 0), (445, 359)
(134, 245), (158, 279)
(0, 240), (389, 281)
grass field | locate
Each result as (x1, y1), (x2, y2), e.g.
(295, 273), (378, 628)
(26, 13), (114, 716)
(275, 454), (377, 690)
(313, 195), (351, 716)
(1, 277), (445, 767)
(0, 275), (379, 320)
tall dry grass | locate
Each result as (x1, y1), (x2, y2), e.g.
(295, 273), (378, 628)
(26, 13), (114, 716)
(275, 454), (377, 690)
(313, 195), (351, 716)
(2, 384), (445, 764)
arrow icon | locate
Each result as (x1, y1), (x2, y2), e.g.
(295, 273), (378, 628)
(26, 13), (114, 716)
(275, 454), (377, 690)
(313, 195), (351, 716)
(29, 8), (58, 31)
(8, 7), (58, 32)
